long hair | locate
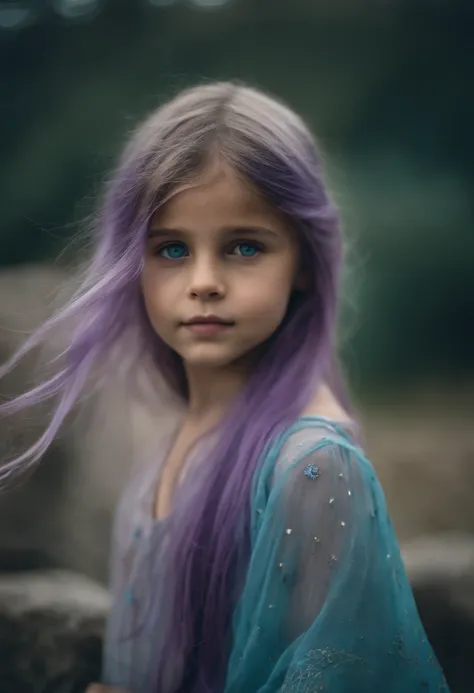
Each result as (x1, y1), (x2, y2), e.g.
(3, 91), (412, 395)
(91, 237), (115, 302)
(0, 82), (347, 691)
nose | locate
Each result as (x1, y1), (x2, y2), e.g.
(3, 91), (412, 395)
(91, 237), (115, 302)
(188, 257), (226, 301)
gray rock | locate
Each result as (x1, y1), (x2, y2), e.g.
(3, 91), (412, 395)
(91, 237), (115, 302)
(404, 534), (474, 693)
(0, 569), (109, 693)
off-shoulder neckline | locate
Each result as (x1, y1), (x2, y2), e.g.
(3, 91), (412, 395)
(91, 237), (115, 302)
(289, 414), (358, 439)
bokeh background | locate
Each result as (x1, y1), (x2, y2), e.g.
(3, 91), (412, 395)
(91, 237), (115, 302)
(0, 1), (473, 691)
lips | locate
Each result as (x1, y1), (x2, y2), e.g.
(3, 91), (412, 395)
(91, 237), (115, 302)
(183, 316), (234, 326)
(182, 316), (235, 336)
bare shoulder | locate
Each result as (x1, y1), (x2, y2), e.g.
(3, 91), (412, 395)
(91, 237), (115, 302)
(301, 384), (352, 425)
(269, 387), (355, 485)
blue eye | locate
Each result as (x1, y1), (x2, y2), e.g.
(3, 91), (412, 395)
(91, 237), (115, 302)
(159, 243), (187, 260)
(235, 242), (260, 258)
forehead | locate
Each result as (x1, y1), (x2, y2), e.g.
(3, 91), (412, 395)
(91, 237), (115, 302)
(152, 161), (288, 233)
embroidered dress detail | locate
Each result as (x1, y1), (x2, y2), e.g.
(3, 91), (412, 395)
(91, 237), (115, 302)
(304, 463), (320, 480)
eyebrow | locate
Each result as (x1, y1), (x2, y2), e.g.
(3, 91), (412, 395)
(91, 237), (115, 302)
(147, 225), (281, 240)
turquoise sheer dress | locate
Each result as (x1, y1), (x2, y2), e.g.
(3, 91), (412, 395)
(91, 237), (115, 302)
(102, 416), (450, 693)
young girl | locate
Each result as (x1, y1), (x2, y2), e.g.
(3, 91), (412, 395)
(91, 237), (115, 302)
(1, 83), (449, 693)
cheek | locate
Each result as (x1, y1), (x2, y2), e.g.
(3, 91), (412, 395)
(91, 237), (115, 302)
(140, 270), (175, 326)
(238, 274), (293, 323)
(244, 257), (296, 302)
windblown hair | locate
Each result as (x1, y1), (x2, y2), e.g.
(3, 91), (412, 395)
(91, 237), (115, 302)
(0, 82), (348, 692)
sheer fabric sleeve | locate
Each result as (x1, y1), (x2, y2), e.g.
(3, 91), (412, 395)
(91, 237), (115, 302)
(224, 429), (450, 693)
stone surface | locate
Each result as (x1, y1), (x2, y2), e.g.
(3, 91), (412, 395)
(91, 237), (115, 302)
(0, 569), (108, 693)
(404, 534), (474, 693)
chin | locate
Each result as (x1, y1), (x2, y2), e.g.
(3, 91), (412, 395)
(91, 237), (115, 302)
(179, 346), (246, 370)
(183, 355), (240, 370)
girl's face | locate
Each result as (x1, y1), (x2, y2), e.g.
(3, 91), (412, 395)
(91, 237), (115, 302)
(141, 160), (302, 373)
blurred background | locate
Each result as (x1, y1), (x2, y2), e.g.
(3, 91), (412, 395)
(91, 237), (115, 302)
(0, 0), (473, 691)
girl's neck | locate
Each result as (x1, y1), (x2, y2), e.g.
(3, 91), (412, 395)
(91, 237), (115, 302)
(184, 361), (251, 427)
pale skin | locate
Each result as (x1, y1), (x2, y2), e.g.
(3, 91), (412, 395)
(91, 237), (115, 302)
(89, 159), (348, 691)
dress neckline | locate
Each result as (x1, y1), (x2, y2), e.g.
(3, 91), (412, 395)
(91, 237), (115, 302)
(291, 414), (358, 441)
(148, 414), (358, 526)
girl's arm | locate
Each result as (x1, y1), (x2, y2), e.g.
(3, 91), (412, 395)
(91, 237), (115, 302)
(224, 435), (450, 692)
